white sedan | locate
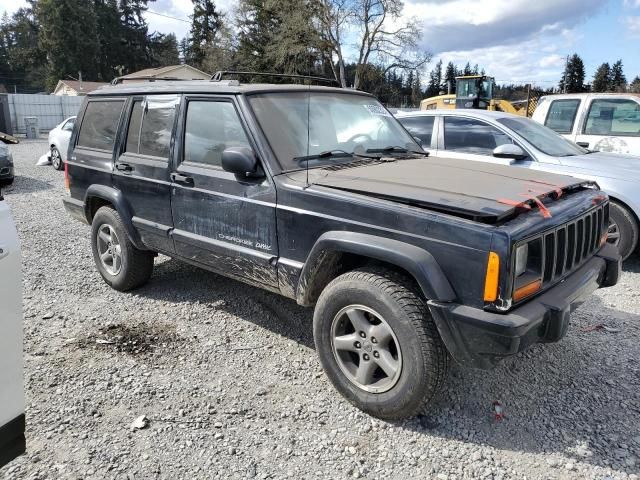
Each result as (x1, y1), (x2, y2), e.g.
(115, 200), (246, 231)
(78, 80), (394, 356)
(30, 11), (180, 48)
(48, 116), (75, 171)
(0, 188), (24, 468)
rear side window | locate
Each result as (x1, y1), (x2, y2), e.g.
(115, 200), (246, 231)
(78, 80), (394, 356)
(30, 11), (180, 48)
(183, 101), (251, 167)
(124, 95), (179, 158)
(77, 100), (125, 150)
(544, 99), (580, 134)
(584, 99), (640, 136)
(398, 116), (435, 146)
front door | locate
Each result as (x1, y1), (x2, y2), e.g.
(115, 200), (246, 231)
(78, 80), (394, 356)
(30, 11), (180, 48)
(438, 115), (534, 168)
(574, 97), (640, 154)
(0, 194), (25, 469)
(170, 96), (279, 288)
(112, 95), (179, 253)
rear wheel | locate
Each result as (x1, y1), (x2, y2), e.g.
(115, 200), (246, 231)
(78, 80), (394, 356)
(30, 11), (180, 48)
(91, 206), (154, 291)
(313, 267), (449, 420)
(608, 201), (638, 260)
(51, 146), (64, 171)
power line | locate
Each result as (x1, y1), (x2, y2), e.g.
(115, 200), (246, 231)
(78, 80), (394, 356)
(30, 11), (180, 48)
(146, 9), (191, 24)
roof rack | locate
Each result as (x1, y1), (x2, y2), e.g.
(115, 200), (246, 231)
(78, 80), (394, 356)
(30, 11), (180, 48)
(211, 71), (340, 87)
(110, 76), (200, 85)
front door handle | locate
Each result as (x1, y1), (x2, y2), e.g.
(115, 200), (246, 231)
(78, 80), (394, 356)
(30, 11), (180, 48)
(576, 142), (590, 148)
(0, 245), (9, 261)
(115, 162), (133, 172)
(170, 173), (194, 186)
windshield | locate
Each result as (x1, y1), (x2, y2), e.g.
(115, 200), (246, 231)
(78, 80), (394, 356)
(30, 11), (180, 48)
(248, 92), (419, 170)
(497, 116), (588, 157)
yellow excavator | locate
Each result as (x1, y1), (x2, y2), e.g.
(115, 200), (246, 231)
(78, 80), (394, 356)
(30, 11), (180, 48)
(420, 75), (533, 116)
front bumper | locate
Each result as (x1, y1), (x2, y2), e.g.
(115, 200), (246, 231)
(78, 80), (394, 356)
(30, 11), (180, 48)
(428, 243), (621, 369)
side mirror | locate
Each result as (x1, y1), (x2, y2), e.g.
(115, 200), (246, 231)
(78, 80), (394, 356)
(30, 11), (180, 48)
(221, 147), (261, 177)
(493, 144), (527, 161)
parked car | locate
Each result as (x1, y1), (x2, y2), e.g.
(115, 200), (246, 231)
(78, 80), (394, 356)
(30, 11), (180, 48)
(0, 144), (14, 185)
(0, 187), (25, 468)
(63, 78), (620, 419)
(396, 109), (640, 260)
(531, 93), (640, 155)
(48, 116), (76, 170)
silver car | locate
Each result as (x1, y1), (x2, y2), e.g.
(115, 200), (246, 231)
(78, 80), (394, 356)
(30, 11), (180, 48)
(396, 109), (640, 259)
(47, 116), (75, 171)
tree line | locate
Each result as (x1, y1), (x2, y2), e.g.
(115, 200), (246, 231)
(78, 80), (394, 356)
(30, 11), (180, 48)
(0, 0), (430, 101)
(559, 53), (640, 94)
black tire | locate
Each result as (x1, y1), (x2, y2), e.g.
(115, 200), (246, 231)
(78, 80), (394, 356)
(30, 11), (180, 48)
(313, 267), (449, 420)
(91, 206), (154, 291)
(0, 176), (13, 186)
(608, 201), (638, 260)
(51, 146), (64, 171)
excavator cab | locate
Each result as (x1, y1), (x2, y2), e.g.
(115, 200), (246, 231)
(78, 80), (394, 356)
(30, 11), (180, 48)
(455, 75), (495, 109)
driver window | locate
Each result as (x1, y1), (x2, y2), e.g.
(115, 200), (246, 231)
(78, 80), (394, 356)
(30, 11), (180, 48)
(443, 117), (512, 155)
(183, 101), (252, 168)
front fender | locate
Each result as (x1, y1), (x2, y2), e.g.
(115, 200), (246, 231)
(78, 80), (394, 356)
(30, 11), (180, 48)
(84, 185), (146, 250)
(297, 231), (456, 305)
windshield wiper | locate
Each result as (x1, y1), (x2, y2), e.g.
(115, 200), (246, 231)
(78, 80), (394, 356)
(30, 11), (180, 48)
(293, 150), (354, 163)
(365, 146), (429, 157)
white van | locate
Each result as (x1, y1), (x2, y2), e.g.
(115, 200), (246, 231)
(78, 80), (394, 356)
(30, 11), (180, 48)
(531, 93), (640, 155)
(0, 187), (24, 469)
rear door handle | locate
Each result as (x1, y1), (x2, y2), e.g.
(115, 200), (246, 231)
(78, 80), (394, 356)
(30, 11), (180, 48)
(0, 245), (8, 261)
(576, 142), (590, 148)
(115, 162), (133, 172)
(170, 173), (194, 186)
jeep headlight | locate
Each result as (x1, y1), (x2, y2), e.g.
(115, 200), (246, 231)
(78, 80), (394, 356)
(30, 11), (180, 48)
(514, 243), (528, 277)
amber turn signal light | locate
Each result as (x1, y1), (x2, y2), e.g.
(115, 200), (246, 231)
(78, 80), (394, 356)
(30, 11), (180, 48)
(513, 279), (542, 302)
(483, 252), (500, 302)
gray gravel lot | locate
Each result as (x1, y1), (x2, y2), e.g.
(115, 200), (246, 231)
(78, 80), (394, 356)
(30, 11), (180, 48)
(1, 138), (639, 480)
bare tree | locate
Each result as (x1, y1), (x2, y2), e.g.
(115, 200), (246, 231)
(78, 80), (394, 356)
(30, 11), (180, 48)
(319, 0), (429, 89)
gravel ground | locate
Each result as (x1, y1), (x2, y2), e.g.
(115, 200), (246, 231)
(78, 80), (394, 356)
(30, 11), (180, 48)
(1, 138), (639, 480)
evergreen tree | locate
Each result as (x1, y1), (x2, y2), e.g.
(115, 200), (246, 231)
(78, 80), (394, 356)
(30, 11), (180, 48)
(630, 76), (640, 94)
(188, 0), (223, 68)
(443, 61), (457, 93)
(117, 0), (154, 73)
(592, 62), (610, 92)
(472, 63), (479, 75)
(463, 62), (472, 76)
(149, 33), (180, 67)
(38, 0), (100, 90)
(94, 0), (123, 80)
(425, 59), (442, 97)
(559, 53), (586, 93)
(610, 60), (627, 92)
(411, 70), (423, 106)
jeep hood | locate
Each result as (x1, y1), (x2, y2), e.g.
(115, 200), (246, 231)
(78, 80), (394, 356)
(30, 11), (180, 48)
(305, 156), (592, 223)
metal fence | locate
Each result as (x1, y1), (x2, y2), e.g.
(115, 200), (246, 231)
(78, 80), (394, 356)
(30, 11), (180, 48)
(7, 94), (84, 135)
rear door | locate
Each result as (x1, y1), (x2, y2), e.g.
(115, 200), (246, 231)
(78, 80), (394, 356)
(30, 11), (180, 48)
(112, 95), (179, 253)
(574, 97), (640, 154)
(0, 192), (25, 469)
(170, 95), (279, 288)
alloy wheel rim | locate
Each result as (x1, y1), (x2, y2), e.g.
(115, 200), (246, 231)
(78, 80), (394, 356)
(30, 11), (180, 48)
(96, 224), (122, 275)
(330, 305), (402, 393)
(607, 219), (620, 246)
(52, 148), (61, 168)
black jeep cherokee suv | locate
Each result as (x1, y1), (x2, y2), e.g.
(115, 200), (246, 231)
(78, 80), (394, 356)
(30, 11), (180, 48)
(62, 79), (621, 419)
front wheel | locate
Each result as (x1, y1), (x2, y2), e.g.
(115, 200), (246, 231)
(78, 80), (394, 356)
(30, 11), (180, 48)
(91, 206), (154, 291)
(313, 267), (449, 420)
(608, 201), (638, 260)
(51, 146), (64, 171)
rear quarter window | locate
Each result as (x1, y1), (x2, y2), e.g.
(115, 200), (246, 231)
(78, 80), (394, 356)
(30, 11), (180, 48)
(77, 100), (125, 151)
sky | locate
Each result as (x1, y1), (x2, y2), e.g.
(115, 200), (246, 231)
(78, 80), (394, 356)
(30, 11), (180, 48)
(2, 0), (639, 87)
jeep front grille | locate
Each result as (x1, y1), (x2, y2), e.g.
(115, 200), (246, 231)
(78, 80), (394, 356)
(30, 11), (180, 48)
(541, 203), (607, 286)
